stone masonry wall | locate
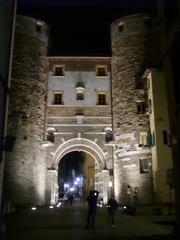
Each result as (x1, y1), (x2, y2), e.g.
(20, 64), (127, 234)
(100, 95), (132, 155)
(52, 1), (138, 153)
(4, 15), (49, 206)
(111, 14), (159, 204)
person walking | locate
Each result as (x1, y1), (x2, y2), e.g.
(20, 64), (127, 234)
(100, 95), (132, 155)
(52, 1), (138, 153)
(85, 190), (99, 229)
(107, 195), (118, 227)
(68, 193), (74, 206)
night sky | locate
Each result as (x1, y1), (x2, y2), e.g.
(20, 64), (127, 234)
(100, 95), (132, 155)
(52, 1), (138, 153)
(17, 0), (157, 56)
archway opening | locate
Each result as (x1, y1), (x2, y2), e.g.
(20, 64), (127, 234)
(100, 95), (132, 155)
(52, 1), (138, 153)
(58, 150), (99, 204)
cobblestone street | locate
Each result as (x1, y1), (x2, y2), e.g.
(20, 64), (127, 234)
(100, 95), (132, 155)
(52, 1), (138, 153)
(4, 205), (176, 240)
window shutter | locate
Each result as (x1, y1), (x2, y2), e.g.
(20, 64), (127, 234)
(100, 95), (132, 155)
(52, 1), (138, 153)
(147, 131), (152, 146)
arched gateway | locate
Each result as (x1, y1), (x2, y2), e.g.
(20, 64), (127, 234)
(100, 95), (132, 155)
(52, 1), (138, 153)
(52, 138), (106, 169)
(47, 138), (111, 205)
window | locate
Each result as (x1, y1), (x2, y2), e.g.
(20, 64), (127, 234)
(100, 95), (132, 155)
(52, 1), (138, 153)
(97, 92), (106, 105)
(138, 132), (148, 147)
(118, 22), (124, 31)
(104, 127), (113, 143)
(143, 16), (152, 26)
(138, 131), (154, 147)
(76, 82), (85, 100)
(163, 130), (168, 144)
(151, 131), (155, 146)
(137, 101), (146, 114)
(139, 158), (151, 174)
(76, 92), (84, 100)
(147, 131), (155, 146)
(53, 92), (63, 105)
(54, 65), (64, 76)
(36, 21), (42, 32)
(148, 99), (152, 114)
(105, 131), (113, 143)
(96, 66), (107, 76)
(47, 132), (54, 142)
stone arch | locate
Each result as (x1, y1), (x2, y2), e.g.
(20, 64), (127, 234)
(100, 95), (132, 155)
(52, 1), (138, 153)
(52, 138), (106, 170)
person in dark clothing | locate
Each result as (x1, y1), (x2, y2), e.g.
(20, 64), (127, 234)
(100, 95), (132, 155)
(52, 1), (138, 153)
(68, 193), (74, 206)
(107, 196), (118, 227)
(85, 190), (99, 229)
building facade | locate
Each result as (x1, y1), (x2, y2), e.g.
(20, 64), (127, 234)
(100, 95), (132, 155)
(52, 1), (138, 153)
(144, 69), (175, 204)
(156, 0), (180, 233)
(45, 56), (113, 204)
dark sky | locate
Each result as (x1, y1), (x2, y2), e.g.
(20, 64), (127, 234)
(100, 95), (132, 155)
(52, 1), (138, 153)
(17, 0), (157, 56)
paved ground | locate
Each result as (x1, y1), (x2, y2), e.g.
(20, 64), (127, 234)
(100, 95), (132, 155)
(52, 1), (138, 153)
(4, 205), (176, 240)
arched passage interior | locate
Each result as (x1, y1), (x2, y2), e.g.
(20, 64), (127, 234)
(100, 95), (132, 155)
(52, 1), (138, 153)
(48, 138), (111, 205)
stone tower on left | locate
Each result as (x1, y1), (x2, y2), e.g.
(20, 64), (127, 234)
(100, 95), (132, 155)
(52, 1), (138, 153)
(4, 15), (49, 206)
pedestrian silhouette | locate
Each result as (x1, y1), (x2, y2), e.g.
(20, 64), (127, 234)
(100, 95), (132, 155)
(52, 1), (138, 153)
(85, 190), (99, 229)
(68, 193), (74, 206)
(107, 195), (118, 227)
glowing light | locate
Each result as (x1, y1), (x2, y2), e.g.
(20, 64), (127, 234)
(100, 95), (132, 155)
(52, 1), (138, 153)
(56, 202), (61, 207)
(31, 207), (36, 211)
(64, 183), (69, 188)
(49, 205), (54, 209)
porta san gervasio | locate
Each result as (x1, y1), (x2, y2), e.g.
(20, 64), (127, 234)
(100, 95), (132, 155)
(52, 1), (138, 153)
(3, 14), (175, 209)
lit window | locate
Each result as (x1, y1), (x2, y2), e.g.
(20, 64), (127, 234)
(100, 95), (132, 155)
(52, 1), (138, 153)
(97, 92), (106, 105)
(139, 158), (151, 174)
(53, 92), (63, 105)
(96, 66), (107, 76)
(54, 65), (64, 76)
(137, 101), (146, 114)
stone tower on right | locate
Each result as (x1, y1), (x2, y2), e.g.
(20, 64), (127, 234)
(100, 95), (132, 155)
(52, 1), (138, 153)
(111, 14), (160, 204)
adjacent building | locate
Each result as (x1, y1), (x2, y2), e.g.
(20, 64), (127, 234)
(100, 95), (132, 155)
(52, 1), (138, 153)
(157, 0), (180, 233)
(144, 69), (175, 204)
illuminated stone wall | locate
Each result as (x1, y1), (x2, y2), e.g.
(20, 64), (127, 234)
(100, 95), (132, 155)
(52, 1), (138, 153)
(111, 14), (159, 205)
(4, 15), (49, 206)
(45, 57), (113, 203)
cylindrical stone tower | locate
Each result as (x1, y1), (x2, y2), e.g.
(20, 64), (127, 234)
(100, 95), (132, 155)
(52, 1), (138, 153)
(4, 15), (49, 206)
(111, 14), (159, 204)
